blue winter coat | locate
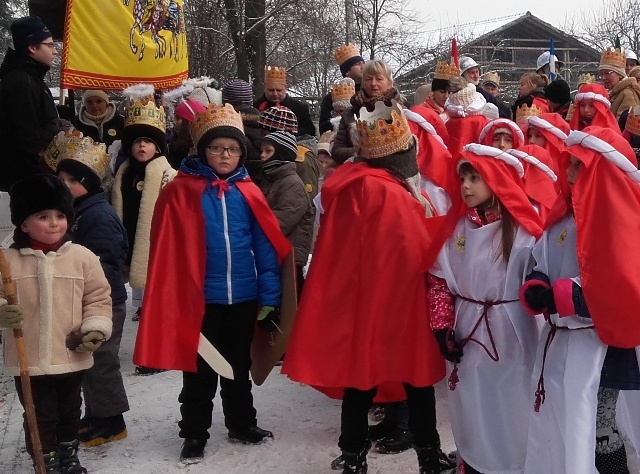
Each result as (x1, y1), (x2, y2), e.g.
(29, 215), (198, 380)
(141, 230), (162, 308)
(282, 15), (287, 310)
(69, 191), (129, 305)
(180, 158), (280, 306)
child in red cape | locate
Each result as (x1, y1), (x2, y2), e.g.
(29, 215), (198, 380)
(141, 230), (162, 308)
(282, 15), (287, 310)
(282, 100), (452, 473)
(428, 143), (542, 474)
(478, 117), (524, 151)
(519, 126), (640, 473)
(569, 83), (620, 131)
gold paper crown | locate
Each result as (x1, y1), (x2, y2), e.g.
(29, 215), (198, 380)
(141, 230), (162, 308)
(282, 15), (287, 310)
(434, 61), (460, 80)
(356, 100), (413, 160)
(331, 78), (356, 104)
(334, 43), (361, 66)
(264, 66), (287, 86)
(482, 71), (500, 86)
(578, 73), (596, 86)
(124, 98), (166, 133)
(43, 130), (109, 178)
(626, 105), (640, 136)
(600, 47), (626, 71)
(515, 102), (544, 125)
(191, 103), (244, 147)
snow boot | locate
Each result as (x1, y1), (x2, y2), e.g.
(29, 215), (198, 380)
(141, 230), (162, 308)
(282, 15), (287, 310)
(58, 440), (87, 474)
(228, 425), (273, 444)
(79, 414), (127, 447)
(375, 428), (413, 454)
(38, 450), (59, 473)
(368, 416), (397, 441)
(341, 446), (368, 474)
(180, 438), (206, 464)
(415, 443), (457, 474)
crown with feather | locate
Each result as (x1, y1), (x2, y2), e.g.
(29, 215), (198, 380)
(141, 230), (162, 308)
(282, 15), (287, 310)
(356, 100), (413, 159)
(122, 84), (166, 133)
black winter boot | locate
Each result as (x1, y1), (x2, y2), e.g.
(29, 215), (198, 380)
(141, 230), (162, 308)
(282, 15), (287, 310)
(415, 444), (457, 474)
(341, 445), (368, 474)
(595, 446), (630, 474)
(58, 440), (87, 474)
(39, 451), (59, 473)
(228, 425), (273, 444)
(375, 428), (414, 454)
(180, 438), (206, 464)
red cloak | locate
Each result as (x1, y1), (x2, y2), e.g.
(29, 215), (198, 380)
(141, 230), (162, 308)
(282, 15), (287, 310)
(281, 162), (446, 401)
(133, 171), (292, 372)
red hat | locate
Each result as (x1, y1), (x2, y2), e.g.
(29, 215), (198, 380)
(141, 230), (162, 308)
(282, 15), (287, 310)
(174, 99), (207, 123)
(478, 118), (525, 149)
(506, 145), (559, 221)
(569, 83), (620, 132)
(564, 126), (640, 348)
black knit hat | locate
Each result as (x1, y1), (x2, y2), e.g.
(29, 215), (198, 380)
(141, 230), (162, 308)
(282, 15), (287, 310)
(122, 124), (168, 158)
(11, 16), (51, 51)
(56, 159), (102, 194)
(264, 131), (298, 162)
(10, 174), (74, 226)
(544, 79), (571, 105)
(340, 55), (365, 77)
(431, 78), (450, 92)
(197, 126), (248, 167)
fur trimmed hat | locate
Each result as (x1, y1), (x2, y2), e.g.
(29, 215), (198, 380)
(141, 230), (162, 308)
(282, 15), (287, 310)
(10, 174), (74, 226)
(264, 131), (298, 162)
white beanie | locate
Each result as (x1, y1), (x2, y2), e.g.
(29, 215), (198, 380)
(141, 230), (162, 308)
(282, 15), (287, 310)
(82, 89), (109, 105)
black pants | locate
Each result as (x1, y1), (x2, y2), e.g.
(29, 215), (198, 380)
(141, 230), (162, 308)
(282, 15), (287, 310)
(339, 384), (439, 453)
(178, 301), (258, 440)
(295, 264), (305, 301)
(15, 372), (83, 456)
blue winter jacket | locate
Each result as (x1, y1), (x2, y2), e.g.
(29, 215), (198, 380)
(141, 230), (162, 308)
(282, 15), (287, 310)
(69, 191), (129, 305)
(180, 158), (281, 306)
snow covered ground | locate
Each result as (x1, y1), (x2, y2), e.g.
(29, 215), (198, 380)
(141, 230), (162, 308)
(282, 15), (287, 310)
(0, 296), (455, 473)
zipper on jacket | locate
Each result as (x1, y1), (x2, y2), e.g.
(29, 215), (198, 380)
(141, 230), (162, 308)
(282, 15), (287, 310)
(220, 192), (233, 304)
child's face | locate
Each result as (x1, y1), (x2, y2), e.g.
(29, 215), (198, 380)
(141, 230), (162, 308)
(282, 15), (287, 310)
(566, 156), (584, 187)
(317, 152), (335, 170)
(58, 170), (88, 199)
(491, 131), (513, 151)
(526, 126), (547, 147)
(131, 138), (159, 163)
(20, 210), (68, 245)
(205, 137), (242, 175)
(579, 100), (596, 121)
(460, 169), (493, 208)
(260, 142), (276, 162)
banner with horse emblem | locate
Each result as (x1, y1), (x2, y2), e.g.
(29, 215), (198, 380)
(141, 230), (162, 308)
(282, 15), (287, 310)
(61, 0), (188, 89)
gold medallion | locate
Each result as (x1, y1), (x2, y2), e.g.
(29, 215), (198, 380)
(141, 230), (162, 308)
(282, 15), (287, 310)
(136, 181), (144, 191)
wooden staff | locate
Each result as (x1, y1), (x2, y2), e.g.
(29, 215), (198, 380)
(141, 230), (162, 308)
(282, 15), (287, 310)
(0, 249), (46, 474)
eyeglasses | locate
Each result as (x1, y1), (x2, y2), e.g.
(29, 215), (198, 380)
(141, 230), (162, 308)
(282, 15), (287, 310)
(206, 145), (242, 157)
(599, 70), (615, 78)
(40, 42), (56, 49)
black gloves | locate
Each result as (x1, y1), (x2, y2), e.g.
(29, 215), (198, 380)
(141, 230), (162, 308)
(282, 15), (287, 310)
(523, 285), (557, 314)
(433, 328), (464, 363)
(257, 306), (280, 332)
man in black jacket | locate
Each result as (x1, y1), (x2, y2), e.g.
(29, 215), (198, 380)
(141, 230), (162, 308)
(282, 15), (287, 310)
(0, 16), (63, 191)
(254, 66), (316, 138)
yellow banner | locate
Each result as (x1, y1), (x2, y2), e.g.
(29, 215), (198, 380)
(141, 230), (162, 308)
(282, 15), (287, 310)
(61, 0), (189, 90)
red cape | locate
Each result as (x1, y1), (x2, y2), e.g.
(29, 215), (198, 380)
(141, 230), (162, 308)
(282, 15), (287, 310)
(515, 144), (560, 222)
(133, 171), (292, 372)
(567, 126), (640, 348)
(281, 163), (445, 401)
(569, 83), (620, 132)
(445, 115), (489, 159)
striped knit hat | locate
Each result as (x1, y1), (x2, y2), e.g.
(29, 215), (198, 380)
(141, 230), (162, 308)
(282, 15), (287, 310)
(222, 78), (254, 107)
(264, 131), (297, 162)
(258, 106), (298, 134)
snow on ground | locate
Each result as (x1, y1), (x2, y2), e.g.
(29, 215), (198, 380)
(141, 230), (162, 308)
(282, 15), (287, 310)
(0, 296), (455, 473)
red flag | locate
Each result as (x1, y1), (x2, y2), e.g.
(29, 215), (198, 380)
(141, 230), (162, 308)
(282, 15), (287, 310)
(451, 38), (459, 67)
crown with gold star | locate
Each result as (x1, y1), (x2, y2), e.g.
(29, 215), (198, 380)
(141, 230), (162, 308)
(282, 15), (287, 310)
(356, 100), (413, 160)
(515, 102), (544, 125)
(600, 47), (626, 76)
(331, 78), (356, 105)
(264, 66), (287, 86)
(43, 130), (109, 178)
(434, 61), (460, 80)
(191, 103), (244, 147)
(334, 43), (361, 66)
(626, 105), (640, 136)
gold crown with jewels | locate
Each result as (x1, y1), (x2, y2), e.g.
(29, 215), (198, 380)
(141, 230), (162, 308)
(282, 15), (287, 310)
(434, 61), (460, 80)
(600, 47), (626, 72)
(43, 130), (109, 178)
(191, 103), (244, 147)
(331, 78), (356, 104)
(264, 66), (287, 86)
(334, 43), (361, 66)
(515, 102), (544, 125)
(356, 100), (413, 159)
